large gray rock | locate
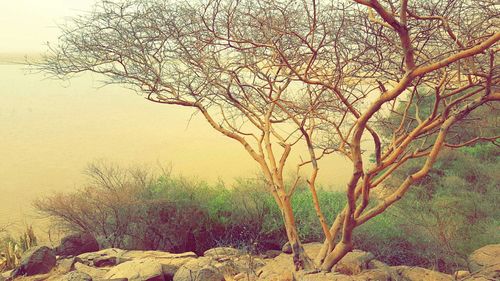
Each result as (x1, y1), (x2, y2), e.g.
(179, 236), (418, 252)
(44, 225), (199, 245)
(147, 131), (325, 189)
(11, 246), (56, 277)
(333, 250), (376, 275)
(104, 258), (165, 281)
(392, 265), (453, 281)
(56, 233), (99, 257)
(56, 271), (92, 281)
(468, 244), (500, 273)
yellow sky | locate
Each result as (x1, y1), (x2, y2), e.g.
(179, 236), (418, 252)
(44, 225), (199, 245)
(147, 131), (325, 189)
(0, 0), (97, 53)
(0, 0), (360, 233)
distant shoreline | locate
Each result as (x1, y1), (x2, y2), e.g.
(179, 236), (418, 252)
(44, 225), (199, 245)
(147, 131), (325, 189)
(0, 53), (42, 65)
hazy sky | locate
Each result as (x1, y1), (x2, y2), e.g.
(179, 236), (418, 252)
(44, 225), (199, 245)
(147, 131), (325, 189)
(0, 0), (97, 53)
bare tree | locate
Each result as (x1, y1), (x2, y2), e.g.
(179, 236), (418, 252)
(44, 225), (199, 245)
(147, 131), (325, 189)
(38, 0), (499, 271)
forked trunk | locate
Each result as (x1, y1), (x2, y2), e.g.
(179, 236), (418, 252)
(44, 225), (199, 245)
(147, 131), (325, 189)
(320, 241), (352, 272)
(281, 197), (316, 271)
(314, 211), (345, 266)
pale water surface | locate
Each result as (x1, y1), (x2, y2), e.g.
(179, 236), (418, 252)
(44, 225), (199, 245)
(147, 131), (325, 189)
(0, 61), (352, 236)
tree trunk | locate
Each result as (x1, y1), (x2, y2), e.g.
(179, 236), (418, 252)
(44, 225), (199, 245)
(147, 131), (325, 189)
(281, 197), (315, 271)
(320, 241), (352, 272)
(314, 211), (345, 266)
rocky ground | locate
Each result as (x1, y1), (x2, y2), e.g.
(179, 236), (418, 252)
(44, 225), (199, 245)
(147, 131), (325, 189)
(0, 233), (498, 281)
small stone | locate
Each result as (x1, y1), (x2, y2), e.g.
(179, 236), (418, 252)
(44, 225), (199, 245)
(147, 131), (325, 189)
(367, 259), (389, 270)
(282, 242), (292, 254)
(454, 270), (470, 279)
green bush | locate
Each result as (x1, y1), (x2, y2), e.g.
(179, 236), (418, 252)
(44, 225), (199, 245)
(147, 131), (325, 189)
(35, 162), (345, 254)
(355, 145), (500, 273)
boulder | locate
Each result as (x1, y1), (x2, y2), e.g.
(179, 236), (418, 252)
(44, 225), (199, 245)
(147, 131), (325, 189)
(103, 258), (165, 281)
(302, 243), (323, 259)
(352, 269), (395, 281)
(234, 272), (258, 281)
(173, 256), (238, 281)
(231, 255), (266, 276)
(468, 244), (500, 273)
(296, 271), (353, 281)
(204, 247), (243, 257)
(56, 271), (92, 281)
(278, 242), (322, 258)
(56, 233), (99, 257)
(367, 259), (390, 270)
(93, 255), (118, 267)
(333, 250), (376, 275)
(262, 250), (282, 259)
(1, 270), (13, 280)
(77, 249), (196, 279)
(461, 263), (500, 281)
(77, 248), (127, 266)
(11, 246), (56, 277)
(392, 266), (453, 281)
(121, 250), (197, 278)
(256, 253), (294, 280)
(56, 257), (78, 274)
(74, 262), (109, 279)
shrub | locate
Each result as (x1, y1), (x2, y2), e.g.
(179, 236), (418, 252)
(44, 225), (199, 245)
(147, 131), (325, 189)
(357, 145), (500, 273)
(34, 162), (345, 254)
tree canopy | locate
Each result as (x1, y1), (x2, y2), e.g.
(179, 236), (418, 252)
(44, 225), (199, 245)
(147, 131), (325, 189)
(39, 0), (499, 271)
